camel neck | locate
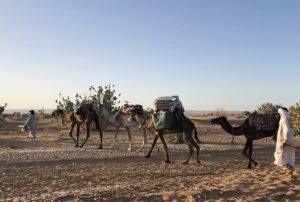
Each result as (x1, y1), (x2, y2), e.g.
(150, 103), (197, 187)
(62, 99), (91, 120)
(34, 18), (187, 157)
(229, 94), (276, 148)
(219, 118), (245, 136)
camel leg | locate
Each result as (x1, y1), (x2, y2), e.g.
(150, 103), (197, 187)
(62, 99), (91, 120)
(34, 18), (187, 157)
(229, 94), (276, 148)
(157, 132), (170, 163)
(242, 139), (257, 169)
(110, 126), (120, 149)
(80, 123), (90, 148)
(190, 136), (201, 164)
(98, 126), (103, 149)
(69, 121), (77, 144)
(146, 127), (160, 152)
(137, 128), (147, 152)
(125, 126), (132, 151)
(145, 134), (158, 158)
(231, 136), (235, 143)
(183, 131), (201, 164)
(247, 140), (257, 168)
(183, 143), (194, 164)
(75, 124), (80, 147)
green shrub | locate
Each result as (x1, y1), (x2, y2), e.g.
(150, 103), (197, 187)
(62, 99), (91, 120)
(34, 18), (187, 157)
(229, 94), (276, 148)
(169, 133), (183, 143)
(289, 102), (300, 136)
(257, 103), (281, 114)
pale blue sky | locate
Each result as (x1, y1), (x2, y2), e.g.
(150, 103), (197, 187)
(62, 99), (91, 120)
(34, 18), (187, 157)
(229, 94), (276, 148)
(1, 0), (300, 111)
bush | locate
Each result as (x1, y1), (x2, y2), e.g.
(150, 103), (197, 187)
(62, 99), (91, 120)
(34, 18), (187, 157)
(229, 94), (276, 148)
(289, 101), (300, 136)
(169, 133), (183, 143)
(257, 103), (281, 114)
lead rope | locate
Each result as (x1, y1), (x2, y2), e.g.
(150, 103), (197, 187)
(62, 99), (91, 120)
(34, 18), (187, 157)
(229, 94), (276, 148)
(200, 124), (214, 136)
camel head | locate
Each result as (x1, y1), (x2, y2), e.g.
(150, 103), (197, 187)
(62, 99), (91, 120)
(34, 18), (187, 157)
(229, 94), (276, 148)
(211, 116), (227, 125)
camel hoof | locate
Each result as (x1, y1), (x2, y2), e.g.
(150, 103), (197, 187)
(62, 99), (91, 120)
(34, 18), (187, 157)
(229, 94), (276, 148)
(75, 145), (79, 147)
(254, 163), (258, 167)
(197, 160), (201, 164)
(145, 154), (150, 158)
(80, 145), (84, 148)
(165, 160), (171, 164)
(182, 161), (188, 165)
(98, 146), (102, 149)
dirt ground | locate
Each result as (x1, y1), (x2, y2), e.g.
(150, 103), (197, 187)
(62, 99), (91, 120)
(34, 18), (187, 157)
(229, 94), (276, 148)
(0, 117), (299, 202)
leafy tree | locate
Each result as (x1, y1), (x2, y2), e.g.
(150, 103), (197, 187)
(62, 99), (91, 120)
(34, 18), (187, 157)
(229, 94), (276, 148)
(289, 101), (300, 136)
(257, 103), (281, 114)
(88, 85), (121, 114)
(55, 93), (75, 113)
(55, 84), (121, 127)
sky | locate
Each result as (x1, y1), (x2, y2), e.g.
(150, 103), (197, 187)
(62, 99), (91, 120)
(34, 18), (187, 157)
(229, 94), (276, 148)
(0, 0), (300, 111)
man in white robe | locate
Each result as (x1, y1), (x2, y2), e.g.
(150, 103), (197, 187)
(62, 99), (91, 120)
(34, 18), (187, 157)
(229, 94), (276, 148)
(274, 108), (296, 174)
(24, 110), (37, 141)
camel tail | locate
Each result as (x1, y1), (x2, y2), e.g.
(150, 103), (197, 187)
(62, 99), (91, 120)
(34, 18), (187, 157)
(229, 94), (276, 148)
(193, 124), (201, 144)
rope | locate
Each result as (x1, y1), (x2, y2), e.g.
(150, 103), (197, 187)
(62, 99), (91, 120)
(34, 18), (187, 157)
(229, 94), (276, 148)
(285, 143), (300, 150)
(200, 124), (214, 136)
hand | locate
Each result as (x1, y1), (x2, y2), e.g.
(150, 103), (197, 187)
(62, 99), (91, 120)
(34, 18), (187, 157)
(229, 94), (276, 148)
(281, 140), (287, 147)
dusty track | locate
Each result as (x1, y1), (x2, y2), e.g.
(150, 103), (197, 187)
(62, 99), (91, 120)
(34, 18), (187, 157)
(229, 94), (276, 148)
(0, 118), (299, 201)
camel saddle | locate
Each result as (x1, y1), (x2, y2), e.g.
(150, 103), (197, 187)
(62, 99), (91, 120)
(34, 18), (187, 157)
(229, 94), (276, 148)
(248, 111), (280, 131)
(75, 104), (93, 115)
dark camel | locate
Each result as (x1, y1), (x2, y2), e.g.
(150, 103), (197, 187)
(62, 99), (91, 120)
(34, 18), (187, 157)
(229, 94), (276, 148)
(211, 114), (279, 169)
(53, 104), (103, 148)
(145, 113), (200, 164)
(52, 109), (67, 126)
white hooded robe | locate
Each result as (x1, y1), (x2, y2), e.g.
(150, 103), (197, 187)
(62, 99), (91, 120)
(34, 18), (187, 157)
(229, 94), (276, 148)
(274, 108), (296, 167)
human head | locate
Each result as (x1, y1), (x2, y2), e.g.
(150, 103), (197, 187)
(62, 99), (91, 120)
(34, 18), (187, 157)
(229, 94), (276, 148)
(29, 110), (35, 115)
(278, 107), (290, 118)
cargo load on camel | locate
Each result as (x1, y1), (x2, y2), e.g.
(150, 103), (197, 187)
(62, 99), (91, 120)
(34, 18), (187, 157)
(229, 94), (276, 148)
(152, 95), (187, 130)
(248, 111), (280, 131)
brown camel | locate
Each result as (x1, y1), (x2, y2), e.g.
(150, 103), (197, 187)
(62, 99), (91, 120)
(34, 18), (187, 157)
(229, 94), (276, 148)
(53, 104), (103, 148)
(145, 112), (200, 164)
(100, 103), (150, 151)
(211, 112), (279, 169)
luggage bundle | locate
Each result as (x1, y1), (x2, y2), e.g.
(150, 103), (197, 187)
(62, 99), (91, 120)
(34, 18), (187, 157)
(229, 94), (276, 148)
(152, 95), (184, 130)
(248, 111), (280, 131)
(153, 95), (184, 112)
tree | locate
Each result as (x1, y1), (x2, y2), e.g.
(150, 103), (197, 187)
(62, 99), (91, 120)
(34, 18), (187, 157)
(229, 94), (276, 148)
(257, 103), (281, 114)
(55, 93), (75, 113)
(289, 101), (300, 136)
(55, 84), (121, 127)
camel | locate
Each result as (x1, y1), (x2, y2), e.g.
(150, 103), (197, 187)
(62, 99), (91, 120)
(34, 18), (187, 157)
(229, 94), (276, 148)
(52, 109), (68, 126)
(100, 103), (149, 151)
(145, 111), (200, 164)
(211, 112), (280, 169)
(54, 104), (103, 148)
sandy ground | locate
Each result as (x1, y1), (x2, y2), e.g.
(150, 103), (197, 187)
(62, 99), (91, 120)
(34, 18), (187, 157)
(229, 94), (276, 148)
(0, 117), (299, 202)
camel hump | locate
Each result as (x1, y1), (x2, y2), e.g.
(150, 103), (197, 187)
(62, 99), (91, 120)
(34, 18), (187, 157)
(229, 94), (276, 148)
(248, 112), (279, 130)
